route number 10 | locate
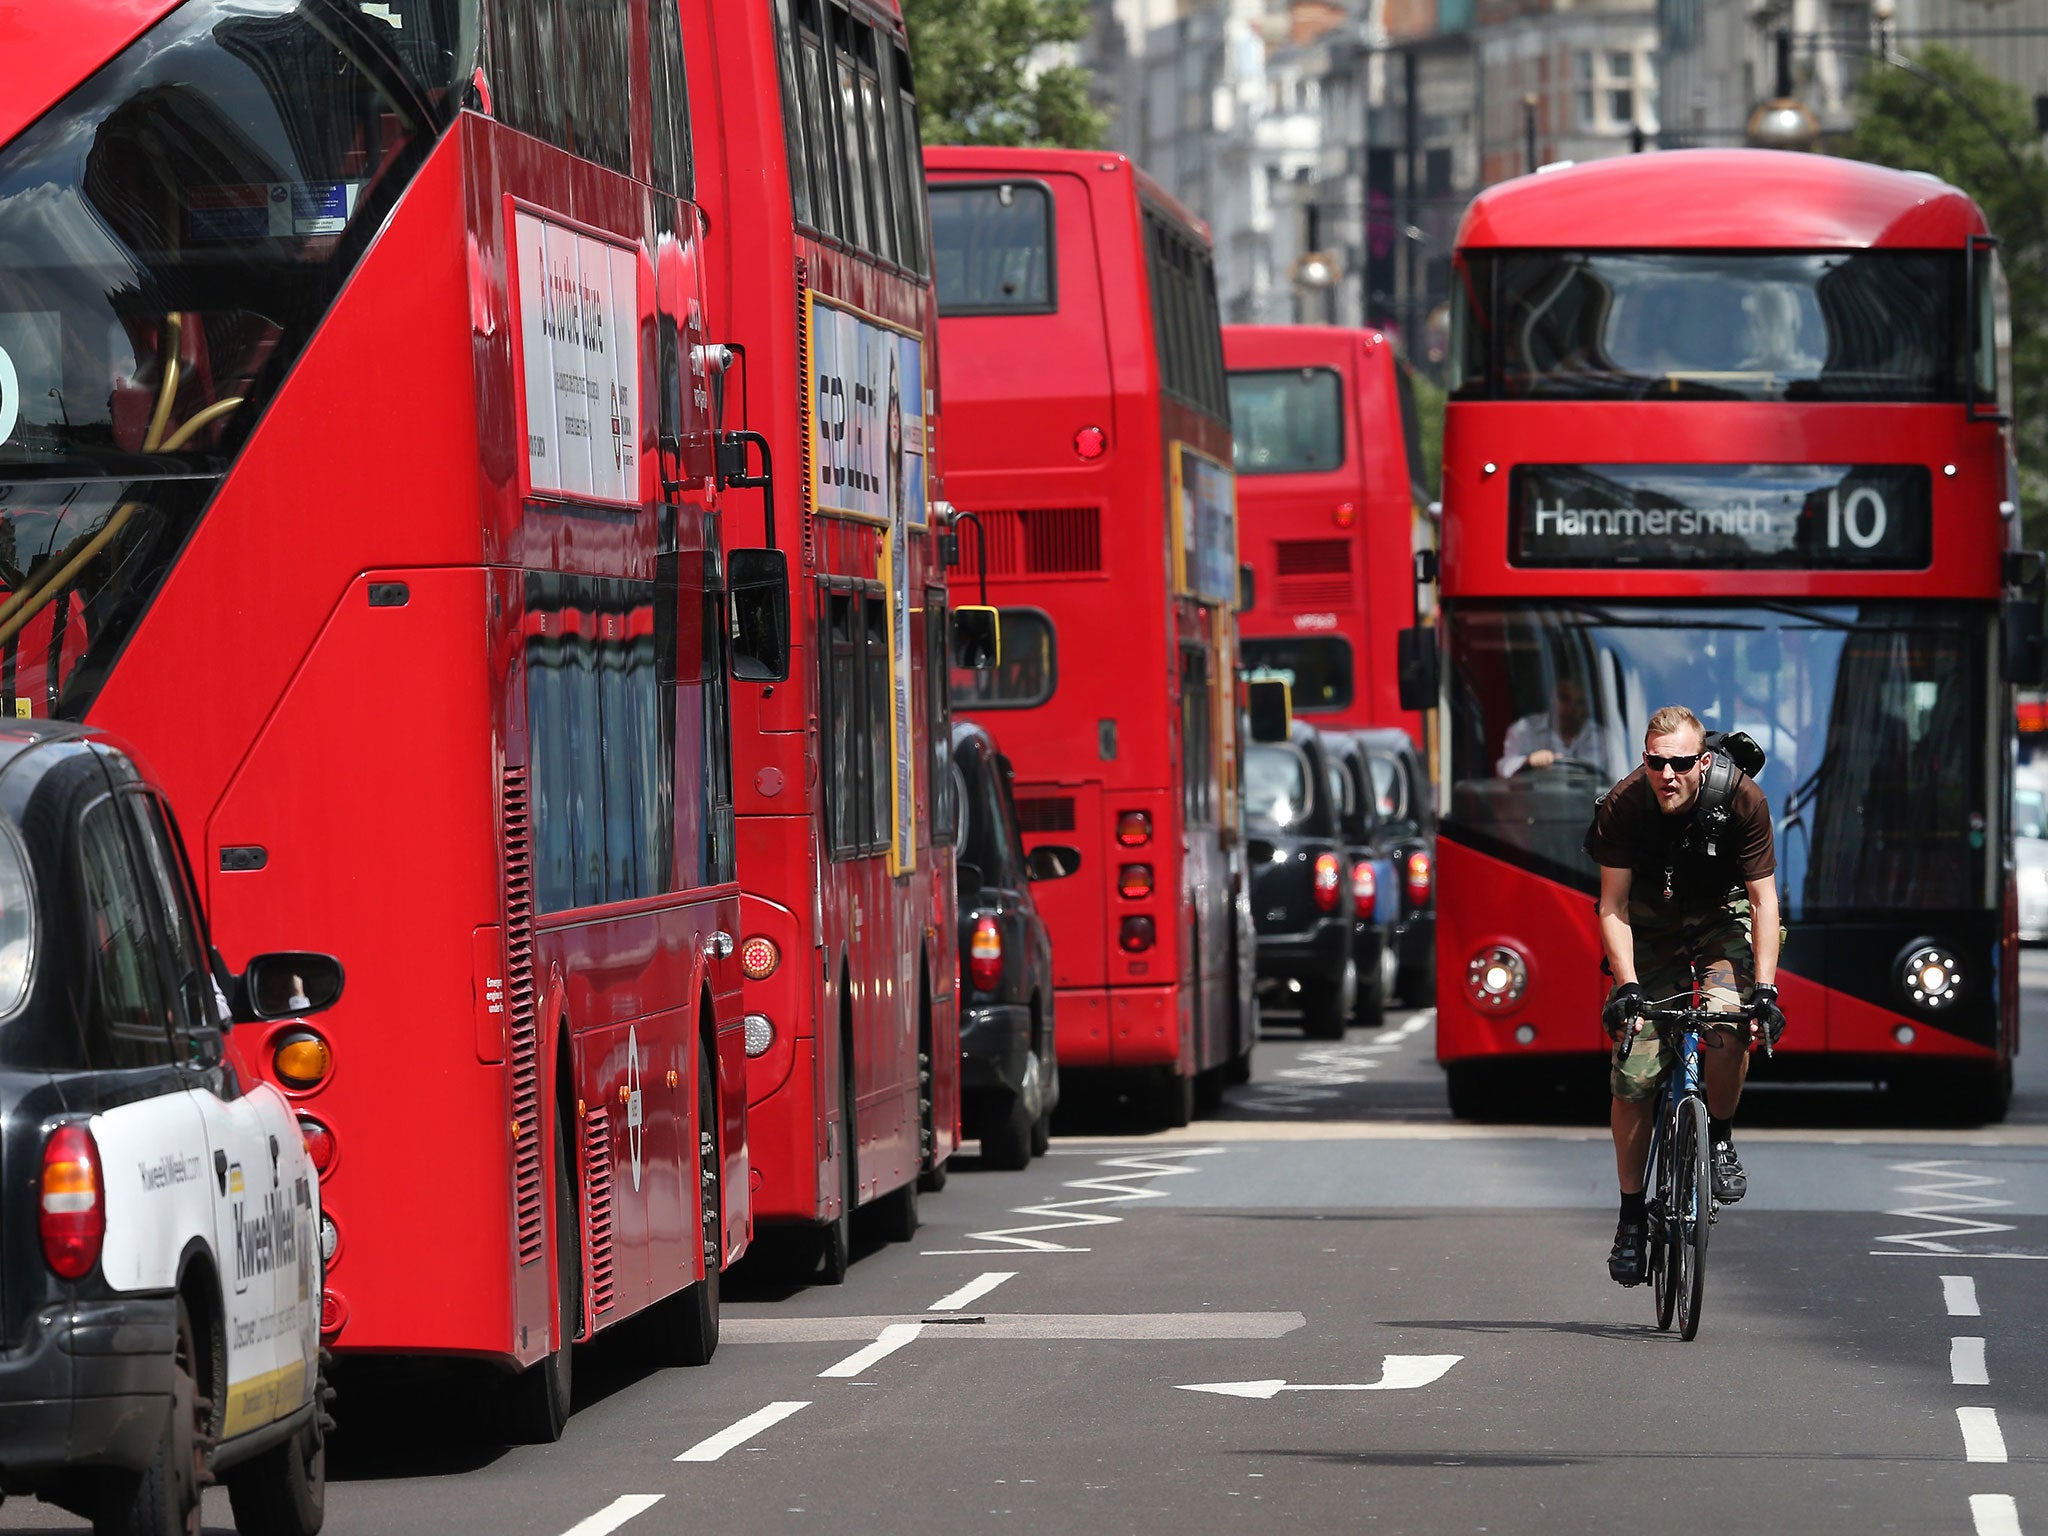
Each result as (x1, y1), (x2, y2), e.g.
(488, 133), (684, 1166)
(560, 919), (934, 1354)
(1826, 486), (1888, 550)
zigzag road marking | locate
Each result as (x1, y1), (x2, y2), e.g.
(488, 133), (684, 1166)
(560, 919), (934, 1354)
(922, 1146), (1224, 1256)
(1872, 1160), (2016, 1253)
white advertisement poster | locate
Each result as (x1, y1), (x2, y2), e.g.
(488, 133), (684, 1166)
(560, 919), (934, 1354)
(513, 209), (641, 505)
(1173, 442), (1239, 605)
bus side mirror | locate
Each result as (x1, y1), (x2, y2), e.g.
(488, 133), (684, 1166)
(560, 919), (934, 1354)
(1025, 844), (1083, 882)
(236, 953), (345, 1023)
(952, 605), (1000, 670)
(2005, 597), (2048, 686)
(1247, 677), (1291, 743)
(728, 547), (791, 682)
(1397, 626), (1439, 712)
(1238, 562), (1256, 612)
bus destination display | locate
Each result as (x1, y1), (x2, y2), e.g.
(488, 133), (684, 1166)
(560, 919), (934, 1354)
(1508, 463), (1932, 569)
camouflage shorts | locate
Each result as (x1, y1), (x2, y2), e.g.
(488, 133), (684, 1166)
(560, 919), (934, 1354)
(1609, 898), (1754, 1104)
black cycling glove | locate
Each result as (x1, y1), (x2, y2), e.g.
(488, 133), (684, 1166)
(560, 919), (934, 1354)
(1601, 982), (1645, 1041)
(1749, 983), (1786, 1046)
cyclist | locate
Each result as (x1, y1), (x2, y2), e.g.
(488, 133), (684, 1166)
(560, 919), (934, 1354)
(1586, 705), (1787, 1286)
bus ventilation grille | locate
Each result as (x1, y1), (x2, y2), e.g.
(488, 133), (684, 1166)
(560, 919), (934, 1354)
(504, 768), (545, 1269)
(1274, 538), (1352, 610)
(1015, 796), (1077, 833)
(795, 257), (815, 569)
(582, 1107), (616, 1319)
(950, 508), (1102, 577)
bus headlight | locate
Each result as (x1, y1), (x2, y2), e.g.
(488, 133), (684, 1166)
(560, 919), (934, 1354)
(1899, 943), (1961, 1011)
(1466, 946), (1527, 1011)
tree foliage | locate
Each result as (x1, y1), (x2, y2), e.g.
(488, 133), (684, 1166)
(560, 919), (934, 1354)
(901, 0), (1107, 148)
(1837, 45), (2048, 543)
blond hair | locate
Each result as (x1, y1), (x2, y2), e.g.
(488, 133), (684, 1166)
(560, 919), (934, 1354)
(1644, 705), (1704, 748)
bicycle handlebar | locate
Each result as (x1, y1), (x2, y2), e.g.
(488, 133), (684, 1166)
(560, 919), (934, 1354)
(1611, 1002), (1774, 1067)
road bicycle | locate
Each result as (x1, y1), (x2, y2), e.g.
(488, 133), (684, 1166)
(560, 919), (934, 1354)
(1618, 993), (1770, 1341)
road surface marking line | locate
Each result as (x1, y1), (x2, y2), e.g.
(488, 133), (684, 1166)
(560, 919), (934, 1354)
(819, 1322), (923, 1378)
(675, 1401), (810, 1462)
(1958, 1407), (2009, 1464)
(558, 1495), (663, 1535)
(1970, 1494), (2021, 1536)
(1952, 1337), (1989, 1386)
(930, 1272), (1016, 1311)
(1875, 1161), (2014, 1252)
(1873, 1251), (2048, 1261)
(1179, 1354), (1463, 1398)
(1944, 1275), (1982, 1315)
(928, 1147), (1222, 1255)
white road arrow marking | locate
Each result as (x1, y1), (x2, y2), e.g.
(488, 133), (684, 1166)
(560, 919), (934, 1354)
(1178, 1353), (1463, 1399)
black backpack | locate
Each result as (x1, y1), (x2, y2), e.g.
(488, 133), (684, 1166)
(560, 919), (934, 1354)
(1691, 730), (1766, 858)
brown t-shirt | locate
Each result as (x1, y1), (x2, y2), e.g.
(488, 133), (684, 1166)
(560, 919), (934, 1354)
(1585, 765), (1775, 908)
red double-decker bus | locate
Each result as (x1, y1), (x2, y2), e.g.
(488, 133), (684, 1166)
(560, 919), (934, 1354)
(1224, 324), (1433, 740)
(0, 0), (794, 1439)
(1430, 149), (2036, 1123)
(925, 146), (1254, 1125)
(682, 0), (958, 1278)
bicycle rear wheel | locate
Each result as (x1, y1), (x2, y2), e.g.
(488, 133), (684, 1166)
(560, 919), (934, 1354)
(1674, 1095), (1711, 1341)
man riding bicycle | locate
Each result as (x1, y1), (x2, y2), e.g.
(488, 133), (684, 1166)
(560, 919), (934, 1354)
(1586, 705), (1787, 1286)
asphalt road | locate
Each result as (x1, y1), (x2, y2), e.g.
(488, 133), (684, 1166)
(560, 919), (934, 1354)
(10, 962), (2045, 1535)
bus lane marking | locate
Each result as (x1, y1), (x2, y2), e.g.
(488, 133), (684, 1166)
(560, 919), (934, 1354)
(1944, 1275), (1982, 1315)
(930, 1271), (1015, 1310)
(922, 1146), (1223, 1256)
(1872, 1161), (2016, 1254)
(1957, 1407), (2009, 1464)
(558, 1495), (663, 1536)
(818, 1322), (923, 1378)
(675, 1401), (811, 1462)
(1178, 1354), (1464, 1400)
(1970, 1494), (2022, 1536)
(1952, 1337), (1989, 1386)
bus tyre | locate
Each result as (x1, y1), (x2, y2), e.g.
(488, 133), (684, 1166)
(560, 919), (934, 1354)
(1302, 969), (1349, 1040)
(1396, 948), (1436, 1008)
(660, 1039), (721, 1367)
(1224, 1042), (1254, 1086)
(817, 1102), (854, 1286)
(508, 1120), (576, 1443)
(1193, 1067), (1226, 1117)
(1155, 1067), (1194, 1129)
(917, 1041), (948, 1192)
(981, 1090), (1033, 1170)
(96, 1294), (210, 1536)
(223, 1349), (325, 1536)
(1444, 1062), (1508, 1122)
(1352, 943), (1387, 1029)
(874, 1175), (920, 1243)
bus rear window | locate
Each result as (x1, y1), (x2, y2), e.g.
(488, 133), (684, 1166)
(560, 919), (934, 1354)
(1243, 637), (1354, 713)
(1452, 250), (1965, 403)
(1229, 368), (1345, 475)
(931, 184), (1053, 314)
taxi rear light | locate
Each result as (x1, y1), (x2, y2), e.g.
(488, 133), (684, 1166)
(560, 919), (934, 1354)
(739, 935), (780, 981)
(1406, 850), (1433, 908)
(1351, 861), (1377, 917)
(1118, 915), (1156, 953)
(40, 1123), (104, 1280)
(970, 914), (1003, 991)
(1117, 811), (1152, 847)
(298, 1116), (336, 1176)
(1118, 862), (1154, 899)
(274, 1030), (332, 1090)
(1312, 852), (1342, 912)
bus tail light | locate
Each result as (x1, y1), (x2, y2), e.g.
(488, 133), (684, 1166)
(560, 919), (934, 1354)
(321, 1291), (348, 1336)
(1117, 811), (1152, 846)
(298, 1116), (336, 1176)
(1312, 853), (1341, 912)
(743, 1014), (775, 1058)
(739, 936), (780, 981)
(40, 1123), (104, 1281)
(1406, 851), (1434, 908)
(273, 1030), (333, 1090)
(970, 915), (1003, 990)
(1334, 501), (1357, 529)
(1351, 861), (1377, 917)
(1119, 915), (1156, 953)
(1119, 863), (1153, 899)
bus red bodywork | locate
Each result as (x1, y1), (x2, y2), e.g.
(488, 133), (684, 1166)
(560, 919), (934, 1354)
(1224, 324), (1432, 741)
(927, 147), (1253, 1122)
(1434, 150), (2023, 1121)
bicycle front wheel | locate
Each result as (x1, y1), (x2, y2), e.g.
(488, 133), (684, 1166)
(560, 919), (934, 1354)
(1675, 1095), (1711, 1341)
(1649, 1128), (1677, 1332)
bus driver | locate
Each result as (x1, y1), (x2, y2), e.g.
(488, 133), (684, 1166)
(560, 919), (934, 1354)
(1586, 705), (1787, 1286)
(1497, 677), (1610, 776)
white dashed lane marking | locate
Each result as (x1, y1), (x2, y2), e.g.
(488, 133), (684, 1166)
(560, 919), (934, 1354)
(675, 1401), (810, 1462)
(930, 1271), (1016, 1311)
(1944, 1275), (1983, 1316)
(1951, 1337), (1989, 1386)
(1971, 1494), (2022, 1536)
(1957, 1407), (2009, 1464)
(818, 1322), (923, 1378)
(558, 1495), (663, 1536)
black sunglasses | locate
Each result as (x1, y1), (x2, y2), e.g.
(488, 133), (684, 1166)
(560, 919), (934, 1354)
(1643, 752), (1704, 774)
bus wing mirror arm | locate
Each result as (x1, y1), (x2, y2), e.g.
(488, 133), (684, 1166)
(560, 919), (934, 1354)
(2003, 550), (2048, 687)
(717, 429), (775, 552)
(1397, 626), (1439, 713)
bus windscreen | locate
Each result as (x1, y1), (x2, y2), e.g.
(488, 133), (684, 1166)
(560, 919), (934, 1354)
(1228, 368), (1344, 474)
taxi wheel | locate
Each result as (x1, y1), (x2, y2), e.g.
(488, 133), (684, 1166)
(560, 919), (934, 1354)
(223, 1357), (325, 1536)
(96, 1296), (207, 1536)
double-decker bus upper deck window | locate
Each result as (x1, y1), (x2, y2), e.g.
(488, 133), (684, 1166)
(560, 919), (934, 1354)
(0, 0), (464, 719)
(931, 185), (1054, 314)
(1242, 637), (1354, 713)
(950, 607), (1055, 709)
(772, 0), (815, 227)
(892, 46), (929, 275)
(1143, 209), (1228, 422)
(1228, 368), (1344, 474)
(791, 1), (844, 238)
(1452, 250), (1966, 403)
(487, 0), (632, 177)
(853, 26), (896, 269)
(646, 0), (694, 199)
(831, 12), (874, 254)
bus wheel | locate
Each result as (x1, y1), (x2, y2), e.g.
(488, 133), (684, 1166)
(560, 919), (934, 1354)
(1302, 968), (1350, 1040)
(816, 1096), (854, 1285)
(1193, 1067), (1226, 1117)
(1444, 1062), (1509, 1122)
(1154, 1067), (1194, 1130)
(874, 1173), (920, 1243)
(917, 1037), (948, 1193)
(224, 1344), (324, 1536)
(507, 1119), (576, 1443)
(659, 1039), (721, 1366)
(1352, 941), (1388, 1029)
(96, 1294), (208, 1536)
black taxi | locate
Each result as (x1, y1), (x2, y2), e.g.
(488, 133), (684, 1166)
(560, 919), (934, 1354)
(0, 723), (342, 1535)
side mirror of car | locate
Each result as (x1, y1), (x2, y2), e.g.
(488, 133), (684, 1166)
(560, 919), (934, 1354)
(955, 858), (984, 895)
(1025, 844), (1083, 881)
(952, 605), (1000, 670)
(235, 953), (345, 1023)
(1397, 626), (1439, 712)
(1246, 677), (1291, 743)
(728, 547), (791, 682)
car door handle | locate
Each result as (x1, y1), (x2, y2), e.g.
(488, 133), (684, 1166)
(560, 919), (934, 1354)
(213, 1149), (228, 1195)
(269, 1134), (281, 1184)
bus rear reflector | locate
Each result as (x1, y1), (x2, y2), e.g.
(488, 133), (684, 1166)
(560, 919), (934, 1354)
(970, 915), (1003, 990)
(298, 1116), (336, 1175)
(1074, 425), (1107, 460)
(739, 936), (780, 981)
(321, 1290), (347, 1336)
(1312, 853), (1341, 912)
(1406, 851), (1434, 908)
(1117, 811), (1152, 846)
(1351, 861), (1377, 917)
(1118, 915), (1156, 953)
(40, 1123), (104, 1280)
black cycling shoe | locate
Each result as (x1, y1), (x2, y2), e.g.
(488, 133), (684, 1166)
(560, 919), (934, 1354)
(1608, 1220), (1648, 1286)
(1712, 1141), (1748, 1204)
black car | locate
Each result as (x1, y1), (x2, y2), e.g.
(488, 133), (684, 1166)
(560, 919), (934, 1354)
(0, 723), (345, 1535)
(1246, 723), (1355, 1038)
(951, 721), (1076, 1169)
(1352, 727), (1437, 1005)
(1320, 731), (1404, 1029)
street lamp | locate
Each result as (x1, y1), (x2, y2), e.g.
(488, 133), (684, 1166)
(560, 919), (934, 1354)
(1747, 26), (1819, 151)
(1290, 250), (1342, 325)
